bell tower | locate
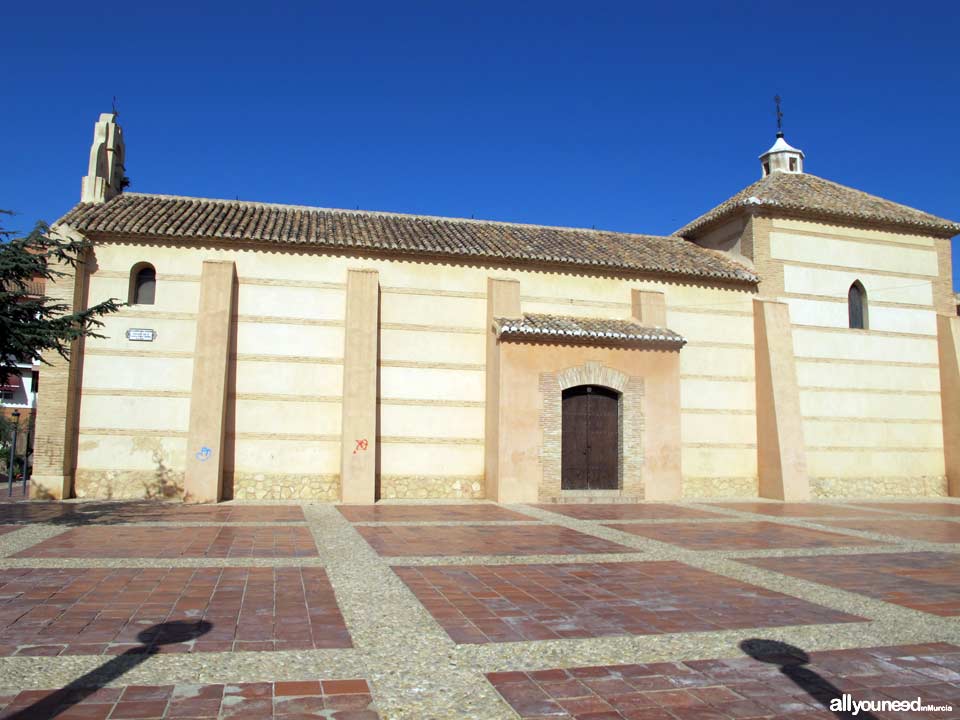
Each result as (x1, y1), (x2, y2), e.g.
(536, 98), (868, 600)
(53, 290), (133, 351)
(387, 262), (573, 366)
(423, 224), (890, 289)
(81, 112), (127, 203)
(759, 95), (804, 177)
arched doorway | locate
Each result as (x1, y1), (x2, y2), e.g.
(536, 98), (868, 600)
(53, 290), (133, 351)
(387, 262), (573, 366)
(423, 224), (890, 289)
(561, 385), (620, 490)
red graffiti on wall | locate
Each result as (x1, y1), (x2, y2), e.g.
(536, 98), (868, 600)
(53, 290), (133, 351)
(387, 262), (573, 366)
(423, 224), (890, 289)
(353, 439), (369, 455)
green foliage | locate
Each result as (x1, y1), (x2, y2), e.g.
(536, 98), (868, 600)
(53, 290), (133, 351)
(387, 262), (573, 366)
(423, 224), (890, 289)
(0, 210), (123, 384)
(0, 414), (18, 449)
(0, 414), (23, 477)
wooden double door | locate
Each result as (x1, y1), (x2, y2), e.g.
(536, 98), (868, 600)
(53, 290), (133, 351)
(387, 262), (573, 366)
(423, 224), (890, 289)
(561, 385), (620, 490)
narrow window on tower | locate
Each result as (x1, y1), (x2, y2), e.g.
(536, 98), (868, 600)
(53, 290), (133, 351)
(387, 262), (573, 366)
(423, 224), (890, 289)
(129, 263), (157, 305)
(848, 280), (867, 329)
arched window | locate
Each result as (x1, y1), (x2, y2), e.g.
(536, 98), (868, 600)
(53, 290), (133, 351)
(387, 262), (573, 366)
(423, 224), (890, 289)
(848, 281), (867, 329)
(129, 263), (156, 305)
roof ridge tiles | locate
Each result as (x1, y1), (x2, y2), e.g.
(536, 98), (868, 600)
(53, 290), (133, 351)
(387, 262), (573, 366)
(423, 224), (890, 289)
(119, 192), (679, 240)
(56, 193), (759, 284)
(677, 172), (960, 238)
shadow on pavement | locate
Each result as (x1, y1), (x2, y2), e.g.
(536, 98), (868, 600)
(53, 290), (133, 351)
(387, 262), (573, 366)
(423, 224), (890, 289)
(740, 638), (878, 719)
(5, 620), (212, 720)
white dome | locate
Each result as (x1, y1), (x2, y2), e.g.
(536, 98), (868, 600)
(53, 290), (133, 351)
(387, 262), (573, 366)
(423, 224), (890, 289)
(759, 134), (805, 159)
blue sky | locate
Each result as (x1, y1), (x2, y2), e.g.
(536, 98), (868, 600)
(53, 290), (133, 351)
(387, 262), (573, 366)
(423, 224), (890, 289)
(2, 1), (958, 287)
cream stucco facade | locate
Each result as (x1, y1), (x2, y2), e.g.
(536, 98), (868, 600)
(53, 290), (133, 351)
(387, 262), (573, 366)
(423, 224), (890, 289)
(30, 115), (960, 503)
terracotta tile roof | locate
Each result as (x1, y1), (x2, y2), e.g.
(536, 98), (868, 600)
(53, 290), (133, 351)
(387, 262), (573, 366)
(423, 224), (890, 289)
(57, 193), (756, 284)
(1, 280), (44, 297)
(677, 172), (960, 239)
(494, 313), (686, 347)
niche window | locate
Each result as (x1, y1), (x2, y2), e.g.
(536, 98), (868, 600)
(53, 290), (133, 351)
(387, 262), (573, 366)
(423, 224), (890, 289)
(848, 280), (868, 329)
(129, 263), (156, 305)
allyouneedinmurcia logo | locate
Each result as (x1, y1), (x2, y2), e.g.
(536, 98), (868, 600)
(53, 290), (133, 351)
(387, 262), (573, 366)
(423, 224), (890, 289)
(830, 694), (953, 715)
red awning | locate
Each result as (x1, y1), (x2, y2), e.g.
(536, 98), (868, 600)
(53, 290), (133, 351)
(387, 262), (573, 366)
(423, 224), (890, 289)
(0, 375), (21, 392)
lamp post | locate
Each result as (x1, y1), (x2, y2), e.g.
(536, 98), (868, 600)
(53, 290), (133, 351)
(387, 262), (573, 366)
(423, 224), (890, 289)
(7, 411), (19, 497)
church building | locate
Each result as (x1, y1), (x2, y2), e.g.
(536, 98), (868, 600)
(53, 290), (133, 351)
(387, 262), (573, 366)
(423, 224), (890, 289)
(30, 112), (960, 504)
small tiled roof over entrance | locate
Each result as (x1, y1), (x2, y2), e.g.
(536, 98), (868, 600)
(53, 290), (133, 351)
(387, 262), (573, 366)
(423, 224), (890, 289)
(676, 172), (960, 239)
(494, 313), (686, 347)
(57, 193), (757, 284)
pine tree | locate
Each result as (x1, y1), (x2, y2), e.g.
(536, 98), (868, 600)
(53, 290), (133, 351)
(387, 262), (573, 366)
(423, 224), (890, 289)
(0, 211), (122, 384)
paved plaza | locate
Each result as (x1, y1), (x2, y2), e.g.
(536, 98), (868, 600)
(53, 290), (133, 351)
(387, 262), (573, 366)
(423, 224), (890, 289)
(0, 498), (955, 718)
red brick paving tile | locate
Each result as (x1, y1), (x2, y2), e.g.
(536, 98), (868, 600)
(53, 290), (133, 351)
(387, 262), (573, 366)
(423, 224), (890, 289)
(14, 526), (317, 558)
(89, 504), (306, 523)
(275, 682), (323, 696)
(119, 687), (173, 702)
(111, 699), (170, 718)
(357, 524), (633, 556)
(0, 526), (19, 537)
(272, 695), (327, 714)
(0, 567), (350, 655)
(817, 519), (960, 544)
(848, 502), (960, 518)
(321, 681), (370, 695)
(707, 502), (888, 518)
(0, 502), (305, 525)
(337, 504), (536, 522)
(606, 521), (878, 550)
(394, 561), (862, 644)
(0, 681), (379, 719)
(742, 551), (960, 616)
(487, 643), (960, 719)
(532, 504), (727, 520)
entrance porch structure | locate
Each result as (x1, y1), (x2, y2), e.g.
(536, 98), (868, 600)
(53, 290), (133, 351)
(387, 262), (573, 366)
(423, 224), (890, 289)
(485, 281), (685, 503)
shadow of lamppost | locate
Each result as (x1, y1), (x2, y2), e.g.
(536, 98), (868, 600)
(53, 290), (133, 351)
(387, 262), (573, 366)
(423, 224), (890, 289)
(739, 639), (878, 720)
(7, 620), (212, 719)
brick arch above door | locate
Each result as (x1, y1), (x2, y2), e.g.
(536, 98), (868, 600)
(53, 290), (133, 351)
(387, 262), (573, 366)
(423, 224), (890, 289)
(556, 362), (628, 393)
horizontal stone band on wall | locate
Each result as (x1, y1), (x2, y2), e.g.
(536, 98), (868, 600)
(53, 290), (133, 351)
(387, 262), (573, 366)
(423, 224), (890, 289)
(239, 278), (346, 289)
(798, 358), (939, 368)
(86, 349), (194, 359)
(807, 445), (944, 452)
(799, 387), (941, 396)
(230, 433), (340, 442)
(803, 416), (942, 424)
(75, 469), (185, 500)
(379, 436), (484, 445)
(791, 325), (938, 341)
(381, 322), (484, 334)
(811, 476), (947, 498)
(379, 475), (484, 500)
(80, 428), (189, 437)
(227, 472), (340, 501)
(379, 398), (484, 408)
(381, 286), (484, 299)
(682, 408), (756, 416)
(682, 442), (758, 449)
(121, 310), (198, 320)
(83, 389), (192, 398)
(784, 291), (936, 311)
(234, 354), (343, 364)
(235, 316), (344, 327)
(94, 270), (201, 282)
(230, 393), (341, 403)
(682, 476), (759, 498)
(379, 360), (485, 371)
(778, 258), (938, 281)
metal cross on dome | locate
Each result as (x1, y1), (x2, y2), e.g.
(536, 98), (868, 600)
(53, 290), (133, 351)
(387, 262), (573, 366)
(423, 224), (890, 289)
(774, 94), (784, 134)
